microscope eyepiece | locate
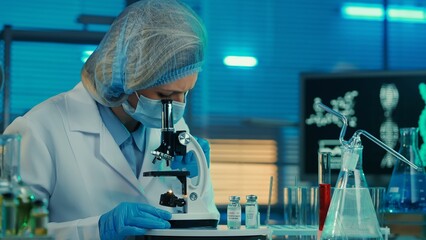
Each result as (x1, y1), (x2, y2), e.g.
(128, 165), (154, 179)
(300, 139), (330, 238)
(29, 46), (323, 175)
(151, 99), (187, 165)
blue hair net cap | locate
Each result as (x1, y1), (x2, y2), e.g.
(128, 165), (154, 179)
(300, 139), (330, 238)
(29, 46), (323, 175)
(81, 0), (207, 107)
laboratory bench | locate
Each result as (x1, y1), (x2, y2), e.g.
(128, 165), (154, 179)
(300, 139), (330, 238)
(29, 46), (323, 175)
(139, 225), (271, 240)
(139, 225), (392, 240)
(384, 212), (426, 239)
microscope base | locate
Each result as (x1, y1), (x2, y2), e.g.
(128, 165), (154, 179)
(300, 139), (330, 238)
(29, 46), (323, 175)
(170, 219), (218, 229)
(169, 212), (219, 228)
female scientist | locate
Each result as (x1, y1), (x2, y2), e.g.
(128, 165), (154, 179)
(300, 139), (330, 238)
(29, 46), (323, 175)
(4, 0), (219, 239)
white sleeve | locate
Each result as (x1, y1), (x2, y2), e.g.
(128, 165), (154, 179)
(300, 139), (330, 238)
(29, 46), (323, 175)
(48, 216), (100, 240)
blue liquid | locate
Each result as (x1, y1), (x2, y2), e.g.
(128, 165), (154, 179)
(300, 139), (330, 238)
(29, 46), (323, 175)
(386, 173), (426, 213)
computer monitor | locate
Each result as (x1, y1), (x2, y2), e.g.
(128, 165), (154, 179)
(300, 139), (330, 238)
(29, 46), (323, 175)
(300, 70), (426, 182)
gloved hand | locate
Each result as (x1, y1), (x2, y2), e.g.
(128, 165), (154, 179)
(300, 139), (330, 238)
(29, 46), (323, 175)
(98, 202), (172, 240)
(171, 136), (210, 178)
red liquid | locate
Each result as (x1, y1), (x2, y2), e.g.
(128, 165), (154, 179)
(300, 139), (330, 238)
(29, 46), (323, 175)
(319, 183), (331, 230)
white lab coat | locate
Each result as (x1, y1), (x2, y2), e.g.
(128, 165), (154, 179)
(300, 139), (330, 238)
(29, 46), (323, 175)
(4, 82), (219, 240)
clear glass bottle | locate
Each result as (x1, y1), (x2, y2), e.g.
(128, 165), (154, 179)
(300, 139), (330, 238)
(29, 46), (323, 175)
(245, 195), (259, 229)
(30, 199), (49, 236)
(386, 127), (426, 213)
(2, 192), (18, 236)
(227, 196), (241, 229)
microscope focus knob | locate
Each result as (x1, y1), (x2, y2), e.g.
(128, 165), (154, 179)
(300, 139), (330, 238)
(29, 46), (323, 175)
(178, 132), (191, 146)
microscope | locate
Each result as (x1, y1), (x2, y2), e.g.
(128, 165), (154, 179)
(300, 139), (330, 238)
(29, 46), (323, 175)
(143, 99), (219, 229)
(141, 100), (271, 239)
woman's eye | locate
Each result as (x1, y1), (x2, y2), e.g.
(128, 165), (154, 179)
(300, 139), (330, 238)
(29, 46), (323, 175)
(158, 93), (171, 98)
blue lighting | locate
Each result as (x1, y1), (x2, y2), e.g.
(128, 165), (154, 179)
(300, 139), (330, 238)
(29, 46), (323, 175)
(342, 3), (426, 23)
(388, 8), (425, 21)
(343, 4), (384, 20)
(223, 56), (258, 67)
(81, 50), (94, 63)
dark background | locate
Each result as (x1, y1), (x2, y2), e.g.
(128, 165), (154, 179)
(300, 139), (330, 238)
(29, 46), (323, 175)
(300, 70), (426, 179)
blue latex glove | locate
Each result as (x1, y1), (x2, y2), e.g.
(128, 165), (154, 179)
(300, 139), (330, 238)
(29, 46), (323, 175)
(171, 136), (210, 178)
(98, 202), (172, 240)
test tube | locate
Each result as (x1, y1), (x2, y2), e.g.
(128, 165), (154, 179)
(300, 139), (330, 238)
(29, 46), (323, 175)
(318, 152), (331, 231)
(318, 152), (331, 185)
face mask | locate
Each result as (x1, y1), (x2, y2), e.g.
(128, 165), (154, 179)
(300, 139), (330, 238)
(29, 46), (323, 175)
(122, 93), (186, 129)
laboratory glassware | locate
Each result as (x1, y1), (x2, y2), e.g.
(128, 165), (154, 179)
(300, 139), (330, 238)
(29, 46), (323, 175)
(386, 127), (426, 213)
(0, 134), (34, 236)
(16, 185), (33, 235)
(245, 195), (259, 229)
(0, 135), (18, 236)
(369, 187), (386, 227)
(2, 192), (18, 236)
(0, 134), (21, 187)
(30, 199), (49, 236)
(335, 145), (368, 188)
(307, 186), (319, 226)
(318, 152), (331, 231)
(227, 196), (241, 229)
(317, 103), (421, 240)
(323, 145), (382, 239)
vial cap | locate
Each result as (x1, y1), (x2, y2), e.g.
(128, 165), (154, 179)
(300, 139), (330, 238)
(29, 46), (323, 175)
(229, 196), (240, 201)
(246, 194), (257, 201)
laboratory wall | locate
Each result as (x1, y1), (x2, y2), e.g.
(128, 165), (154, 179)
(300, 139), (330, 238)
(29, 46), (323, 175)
(1, 0), (426, 214)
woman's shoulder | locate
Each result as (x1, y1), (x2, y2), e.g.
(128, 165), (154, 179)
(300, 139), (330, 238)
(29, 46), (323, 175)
(8, 83), (93, 130)
(24, 82), (93, 118)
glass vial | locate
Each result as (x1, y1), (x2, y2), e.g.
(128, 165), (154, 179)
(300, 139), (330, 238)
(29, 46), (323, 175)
(2, 192), (18, 236)
(245, 195), (259, 229)
(318, 152), (331, 185)
(227, 196), (241, 229)
(30, 199), (49, 236)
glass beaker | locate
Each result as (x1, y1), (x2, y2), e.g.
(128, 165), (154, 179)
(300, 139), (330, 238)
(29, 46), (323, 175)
(321, 145), (383, 240)
(386, 127), (426, 213)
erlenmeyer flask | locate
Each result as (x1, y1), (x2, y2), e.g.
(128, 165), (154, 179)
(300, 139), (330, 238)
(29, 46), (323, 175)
(321, 145), (383, 240)
(386, 127), (426, 213)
